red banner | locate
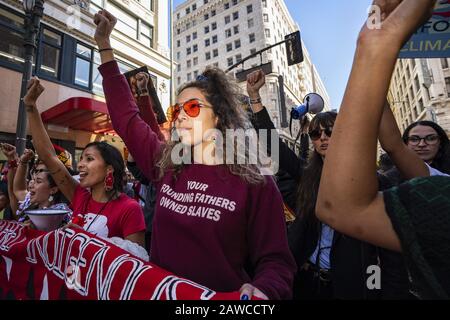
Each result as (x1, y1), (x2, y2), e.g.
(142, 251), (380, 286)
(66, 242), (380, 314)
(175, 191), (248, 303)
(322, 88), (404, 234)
(0, 220), (244, 300)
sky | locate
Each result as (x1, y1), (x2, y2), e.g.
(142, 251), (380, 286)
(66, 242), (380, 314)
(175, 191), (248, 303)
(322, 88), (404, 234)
(173, 0), (373, 109)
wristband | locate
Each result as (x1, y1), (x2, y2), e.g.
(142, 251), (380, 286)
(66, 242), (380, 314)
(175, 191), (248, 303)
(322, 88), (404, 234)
(99, 48), (113, 53)
(8, 159), (18, 169)
(249, 97), (262, 104)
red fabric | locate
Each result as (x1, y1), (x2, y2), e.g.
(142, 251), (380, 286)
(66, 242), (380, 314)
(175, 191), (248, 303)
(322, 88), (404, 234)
(0, 220), (251, 300)
(70, 185), (145, 239)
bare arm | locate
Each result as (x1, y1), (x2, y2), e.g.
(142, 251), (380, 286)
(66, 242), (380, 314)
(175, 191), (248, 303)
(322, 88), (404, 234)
(1, 143), (19, 217)
(379, 101), (429, 179)
(13, 149), (34, 201)
(125, 231), (145, 248)
(23, 78), (78, 202)
(316, 0), (436, 252)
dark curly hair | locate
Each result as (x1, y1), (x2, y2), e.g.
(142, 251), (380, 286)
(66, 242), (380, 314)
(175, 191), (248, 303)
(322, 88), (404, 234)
(402, 121), (450, 174)
(156, 67), (264, 184)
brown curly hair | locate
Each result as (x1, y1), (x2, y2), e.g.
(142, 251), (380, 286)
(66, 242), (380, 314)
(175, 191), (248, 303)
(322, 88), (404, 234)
(156, 67), (265, 185)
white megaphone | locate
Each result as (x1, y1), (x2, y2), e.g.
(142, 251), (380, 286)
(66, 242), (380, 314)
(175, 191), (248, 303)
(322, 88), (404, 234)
(290, 93), (325, 120)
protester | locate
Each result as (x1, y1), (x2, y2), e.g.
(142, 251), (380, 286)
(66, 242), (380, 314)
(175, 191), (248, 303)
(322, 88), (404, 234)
(315, 0), (450, 299)
(22, 77), (146, 251)
(93, 9), (296, 300)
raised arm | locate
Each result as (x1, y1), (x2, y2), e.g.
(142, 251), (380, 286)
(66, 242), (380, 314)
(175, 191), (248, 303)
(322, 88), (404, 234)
(94, 10), (163, 181)
(1, 143), (19, 216)
(247, 70), (305, 181)
(23, 78), (78, 202)
(13, 148), (34, 202)
(315, 0), (436, 252)
(379, 101), (429, 179)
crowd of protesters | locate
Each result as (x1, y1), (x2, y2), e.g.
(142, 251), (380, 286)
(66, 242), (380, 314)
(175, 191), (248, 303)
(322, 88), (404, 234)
(1, 0), (449, 300)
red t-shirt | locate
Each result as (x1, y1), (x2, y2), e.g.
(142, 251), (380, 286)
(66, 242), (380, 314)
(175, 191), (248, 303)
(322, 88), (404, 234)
(70, 185), (146, 239)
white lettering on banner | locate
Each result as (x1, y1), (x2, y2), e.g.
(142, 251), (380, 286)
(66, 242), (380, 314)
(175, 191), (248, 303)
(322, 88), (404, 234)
(151, 275), (216, 300)
(0, 223), (26, 252)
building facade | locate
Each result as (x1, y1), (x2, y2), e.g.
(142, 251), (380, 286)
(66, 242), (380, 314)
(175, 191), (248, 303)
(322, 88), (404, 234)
(0, 0), (171, 165)
(388, 57), (450, 136)
(173, 0), (330, 147)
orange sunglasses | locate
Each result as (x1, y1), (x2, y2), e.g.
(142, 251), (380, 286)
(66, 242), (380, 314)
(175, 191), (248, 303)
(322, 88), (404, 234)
(167, 99), (213, 122)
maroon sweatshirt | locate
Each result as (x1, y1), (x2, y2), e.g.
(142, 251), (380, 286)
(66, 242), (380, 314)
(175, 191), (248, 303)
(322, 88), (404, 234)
(99, 61), (296, 299)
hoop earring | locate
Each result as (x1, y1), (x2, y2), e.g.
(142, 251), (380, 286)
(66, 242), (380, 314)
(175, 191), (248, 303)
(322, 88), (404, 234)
(48, 194), (54, 203)
(104, 171), (114, 192)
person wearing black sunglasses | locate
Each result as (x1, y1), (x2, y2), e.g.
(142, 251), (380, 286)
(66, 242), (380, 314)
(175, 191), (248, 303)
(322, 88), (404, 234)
(92, 10), (296, 300)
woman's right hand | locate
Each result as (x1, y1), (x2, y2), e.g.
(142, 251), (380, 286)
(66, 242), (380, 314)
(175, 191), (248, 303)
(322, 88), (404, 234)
(93, 9), (117, 49)
(0, 143), (17, 161)
(23, 77), (45, 107)
(20, 149), (35, 163)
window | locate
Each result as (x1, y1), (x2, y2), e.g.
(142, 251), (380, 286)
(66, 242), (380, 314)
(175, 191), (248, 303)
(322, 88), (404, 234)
(247, 5), (253, 13)
(441, 58), (449, 69)
(177, 52), (181, 60)
(212, 22), (217, 30)
(193, 57), (198, 66)
(186, 7), (190, 14)
(265, 29), (270, 38)
(206, 52), (211, 60)
(177, 13), (180, 20)
(204, 0), (209, 4)
(187, 60), (191, 68)
(225, 29), (232, 38)
(193, 32), (197, 40)
(211, 10), (216, 16)
(204, 14), (209, 21)
(194, 70), (199, 78)
(227, 43), (232, 52)
(177, 28), (180, 35)
(192, 4), (197, 11)
(186, 35), (191, 42)
(224, 2), (230, 9)
(205, 39), (210, 46)
(213, 62), (219, 67)
(227, 57), (233, 66)
(74, 43), (92, 87)
(39, 28), (62, 78)
(204, 26), (210, 34)
(234, 26), (239, 34)
(213, 49), (218, 57)
(107, 2), (138, 38)
(250, 48), (256, 55)
(235, 54), (242, 63)
(233, 12), (239, 20)
(212, 35), (218, 43)
(414, 75), (420, 92)
(177, 77), (181, 85)
(262, 0), (267, 8)
(234, 39), (241, 49)
(248, 18), (254, 28)
(418, 98), (424, 112)
(139, 21), (153, 48)
(187, 73), (192, 81)
(177, 64), (181, 72)
(0, 7), (26, 67)
(225, 16), (231, 24)
(193, 44), (198, 52)
(186, 22), (191, 29)
(177, 40), (181, 47)
(446, 77), (450, 97)
(186, 47), (191, 55)
(249, 33), (255, 43)
(232, 0), (238, 5)
(263, 14), (269, 22)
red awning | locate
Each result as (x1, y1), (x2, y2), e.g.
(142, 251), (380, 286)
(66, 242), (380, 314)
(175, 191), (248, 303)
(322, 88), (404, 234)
(41, 97), (115, 134)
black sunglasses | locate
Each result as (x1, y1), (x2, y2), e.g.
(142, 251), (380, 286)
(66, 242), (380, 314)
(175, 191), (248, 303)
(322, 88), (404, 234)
(309, 127), (333, 141)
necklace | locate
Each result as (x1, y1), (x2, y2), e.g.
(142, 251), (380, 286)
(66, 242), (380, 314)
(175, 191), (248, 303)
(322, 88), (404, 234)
(72, 192), (116, 231)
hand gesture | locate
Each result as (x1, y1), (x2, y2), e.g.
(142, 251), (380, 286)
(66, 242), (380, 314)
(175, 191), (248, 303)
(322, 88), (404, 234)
(93, 9), (117, 48)
(246, 69), (265, 98)
(23, 77), (45, 107)
(136, 72), (149, 91)
(361, 0), (436, 47)
(20, 149), (35, 163)
(0, 143), (17, 161)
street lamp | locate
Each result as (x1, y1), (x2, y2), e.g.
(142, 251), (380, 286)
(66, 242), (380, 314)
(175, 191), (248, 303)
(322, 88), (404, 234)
(15, 0), (45, 155)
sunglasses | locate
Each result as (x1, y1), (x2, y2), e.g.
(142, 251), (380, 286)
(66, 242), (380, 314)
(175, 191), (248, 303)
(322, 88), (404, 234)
(407, 134), (440, 146)
(167, 99), (213, 122)
(309, 127), (333, 141)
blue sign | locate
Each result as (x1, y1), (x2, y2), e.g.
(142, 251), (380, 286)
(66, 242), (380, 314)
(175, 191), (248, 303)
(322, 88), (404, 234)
(399, 0), (450, 58)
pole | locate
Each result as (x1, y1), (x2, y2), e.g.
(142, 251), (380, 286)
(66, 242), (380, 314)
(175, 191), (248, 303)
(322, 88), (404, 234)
(15, 1), (44, 155)
(169, 0), (174, 105)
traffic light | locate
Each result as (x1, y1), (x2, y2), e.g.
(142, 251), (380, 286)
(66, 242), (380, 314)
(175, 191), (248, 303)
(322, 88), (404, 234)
(285, 31), (303, 66)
